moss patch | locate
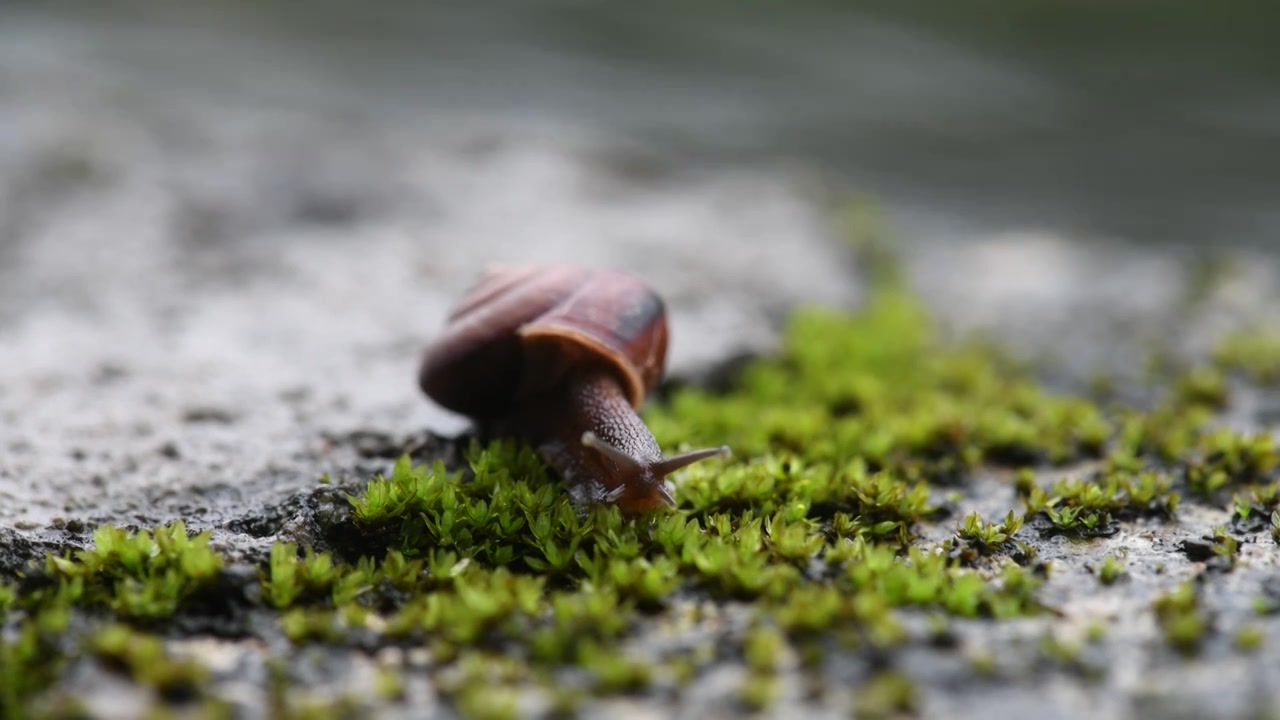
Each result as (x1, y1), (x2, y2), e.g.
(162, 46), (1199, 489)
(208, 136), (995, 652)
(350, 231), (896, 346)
(4, 229), (1280, 717)
(1214, 326), (1280, 385)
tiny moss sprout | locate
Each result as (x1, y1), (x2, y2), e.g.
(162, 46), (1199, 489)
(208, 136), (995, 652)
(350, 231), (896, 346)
(1187, 430), (1278, 499)
(1025, 471), (1179, 536)
(742, 624), (785, 675)
(738, 671), (778, 712)
(955, 510), (1024, 555)
(1097, 555), (1126, 586)
(1232, 482), (1280, 529)
(88, 624), (208, 701)
(1234, 625), (1264, 652)
(1152, 582), (1209, 656)
(1210, 527), (1240, 568)
(1173, 366), (1230, 410)
(853, 671), (918, 720)
(1213, 326), (1280, 385)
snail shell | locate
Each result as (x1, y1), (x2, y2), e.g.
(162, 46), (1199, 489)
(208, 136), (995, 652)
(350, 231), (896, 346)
(419, 264), (729, 514)
(420, 265), (666, 418)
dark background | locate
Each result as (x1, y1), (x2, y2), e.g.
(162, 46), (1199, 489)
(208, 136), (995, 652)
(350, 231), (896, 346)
(4, 0), (1278, 251)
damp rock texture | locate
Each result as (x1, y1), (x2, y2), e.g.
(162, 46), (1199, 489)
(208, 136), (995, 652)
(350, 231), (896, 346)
(5, 7), (1280, 720)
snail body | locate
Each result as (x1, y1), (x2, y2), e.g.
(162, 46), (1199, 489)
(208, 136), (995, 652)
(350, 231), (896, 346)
(419, 264), (730, 514)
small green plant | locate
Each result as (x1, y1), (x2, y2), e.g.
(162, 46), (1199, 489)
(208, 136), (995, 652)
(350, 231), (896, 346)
(1173, 366), (1229, 409)
(1210, 527), (1240, 568)
(1097, 555), (1125, 586)
(40, 522), (223, 620)
(1234, 625), (1264, 652)
(88, 624), (208, 700)
(280, 608), (340, 644)
(0, 609), (70, 713)
(742, 624), (785, 675)
(0, 583), (14, 620)
(1188, 430), (1278, 498)
(1214, 327), (1280, 384)
(262, 542), (304, 609)
(1152, 582), (1209, 656)
(1026, 471), (1179, 536)
(1233, 482), (1280, 526)
(853, 671), (918, 720)
(738, 671), (778, 712)
(580, 642), (653, 695)
(955, 510), (1023, 555)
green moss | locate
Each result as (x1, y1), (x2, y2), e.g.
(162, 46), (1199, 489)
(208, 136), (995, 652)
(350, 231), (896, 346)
(648, 288), (1109, 482)
(853, 671), (918, 720)
(1025, 471), (1178, 536)
(0, 583), (14, 620)
(1106, 407), (1200, 469)
(1214, 326), (1280, 385)
(954, 510), (1023, 555)
(0, 523), (225, 714)
(0, 267), (1070, 714)
(280, 608), (341, 644)
(1152, 582), (1209, 656)
(273, 695), (364, 720)
(742, 624), (785, 675)
(87, 624), (208, 701)
(968, 650), (998, 677)
(0, 609), (69, 716)
(1097, 555), (1125, 586)
(453, 685), (519, 720)
(1187, 429), (1278, 498)
(579, 642), (652, 695)
(1037, 630), (1104, 681)
(438, 654), (524, 720)
(738, 671), (778, 712)
(545, 685), (584, 718)
(1209, 526), (1241, 568)
(1232, 482), (1280, 527)
(1234, 625), (1264, 652)
(8, 214), (1278, 714)
(1172, 367), (1231, 410)
(1038, 631), (1082, 664)
(261, 543), (371, 610)
(36, 522), (223, 621)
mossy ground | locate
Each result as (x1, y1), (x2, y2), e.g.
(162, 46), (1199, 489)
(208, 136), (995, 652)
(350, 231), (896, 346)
(4, 227), (1280, 719)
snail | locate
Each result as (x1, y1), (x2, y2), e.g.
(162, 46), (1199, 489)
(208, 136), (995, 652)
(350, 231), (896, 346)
(419, 264), (731, 514)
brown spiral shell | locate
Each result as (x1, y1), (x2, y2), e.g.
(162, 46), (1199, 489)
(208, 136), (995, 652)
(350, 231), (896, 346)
(419, 265), (669, 419)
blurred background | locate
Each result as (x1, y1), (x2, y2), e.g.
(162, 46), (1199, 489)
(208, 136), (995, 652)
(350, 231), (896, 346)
(2, 0), (1280, 523)
(4, 0), (1278, 248)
